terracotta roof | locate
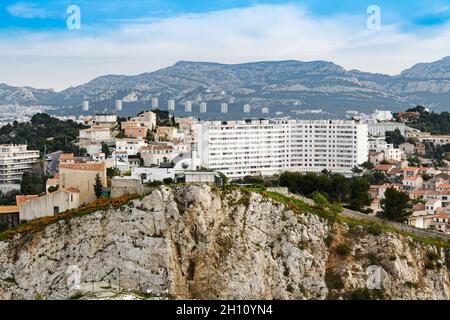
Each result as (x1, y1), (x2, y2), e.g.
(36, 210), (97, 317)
(387, 168), (403, 175)
(413, 204), (425, 211)
(403, 176), (421, 181)
(60, 153), (75, 161)
(59, 162), (106, 171)
(16, 195), (38, 206)
(437, 184), (450, 189)
(63, 187), (80, 193)
(0, 206), (19, 214)
(46, 178), (59, 185)
(402, 167), (419, 172)
(436, 212), (449, 219)
(142, 145), (173, 151)
(410, 189), (427, 196)
(374, 164), (394, 172)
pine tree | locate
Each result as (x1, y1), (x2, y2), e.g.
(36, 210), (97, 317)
(381, 188), (413, 222)
(94, 174), (103, 199)
(20, 171), (32, 195)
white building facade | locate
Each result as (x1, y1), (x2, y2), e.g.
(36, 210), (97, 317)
(0, 144), (40, 184)
(196, 119), (368, 179)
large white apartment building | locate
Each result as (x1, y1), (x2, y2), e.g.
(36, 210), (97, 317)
(196, 119), (368, 179)
(0, 144), (40, 184)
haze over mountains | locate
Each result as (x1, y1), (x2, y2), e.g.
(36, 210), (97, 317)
(2, 57), (450, 118)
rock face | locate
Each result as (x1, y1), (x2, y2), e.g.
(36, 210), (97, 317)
(0, 185), (449, 300)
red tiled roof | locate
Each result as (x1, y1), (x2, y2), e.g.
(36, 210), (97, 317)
(403, 176), (421, 181)
(374, 164), (394, 172)
(402, 167), (419, 172)
(59, 162), (106, 171)
(16, 195), (38, 206)
(60, 153), (75, 161)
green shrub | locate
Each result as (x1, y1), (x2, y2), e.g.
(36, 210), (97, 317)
(324, 235), (334, 247)
(336, 243), (351, 256)
(147, 180), (163, 188)
(350, 288), (372, 300)
(405, 282), (419, 289)
(286, 283), (294, 293)
(367, 223), (382, 236)
(367, 252), (379, 265)
(325, 271), (344, 290)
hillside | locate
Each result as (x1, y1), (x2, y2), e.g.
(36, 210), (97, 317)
(0, 185), (449, 300)
(3, 57), (450, 119)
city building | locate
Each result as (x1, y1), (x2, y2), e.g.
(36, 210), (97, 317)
(18, 187), (80, 221)
(0, 144), (40, 187)
(406, 132), (450, 146)
(130, 110), (157, 131)
(367, 122), (407, 137)
(141, 144), (177, 167)
(399, 142), (415, 155)
(402, 176), (423, 190)
(369, 140), (403, 162)
(122, 121), (148, 139)
(115, 138), (148, 156)
(79, 126), (112, 142)
(94, 114), (117, 127)
(0, 205), (20, 229)
(156, 127), (178, 142)
(196, 119), (368, 179)
(59, 162), (107, 205)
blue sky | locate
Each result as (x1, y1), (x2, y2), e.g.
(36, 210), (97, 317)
(2, 0), (450, 90)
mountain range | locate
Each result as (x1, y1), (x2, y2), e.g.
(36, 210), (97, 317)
(2, 57), (450, 118)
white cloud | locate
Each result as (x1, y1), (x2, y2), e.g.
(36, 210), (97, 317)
(7, 2), (53, 19)
(1, 4), (450, 90)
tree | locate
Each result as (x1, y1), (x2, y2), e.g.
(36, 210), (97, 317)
(101, 142), (111, 158)
(163, 178), (174, 184)
(361, 161), (374, 170)
(146, 130), (154, 142)
(352, 166), (363, 175)
(313, 192), (330, 209)
(385, 129), (405, 148)
(20, 171), (33, 195)
(380, 188), (412, 222)
(407, 156), (421, 167)
(94, 174), (103, 199)
(107, 167), (120, 179)
(347, 177), (371, 212)
(48, 185), (59, 193)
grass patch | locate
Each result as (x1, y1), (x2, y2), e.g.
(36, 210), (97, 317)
(0, 194), (143, 242)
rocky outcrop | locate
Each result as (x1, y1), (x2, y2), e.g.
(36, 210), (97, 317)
(0, 185), (448, 300)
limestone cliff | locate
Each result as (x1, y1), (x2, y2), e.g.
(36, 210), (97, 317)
(0, 185), (449, 300)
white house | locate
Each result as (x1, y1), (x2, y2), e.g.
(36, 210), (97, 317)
(115, 138), (148, 156)
(79, 126), (112, 142)
(402, 176), (423, 190)
(18, 187), (80, 221)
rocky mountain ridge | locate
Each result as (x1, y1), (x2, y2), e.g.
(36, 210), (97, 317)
(3, 57), (450, 118)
